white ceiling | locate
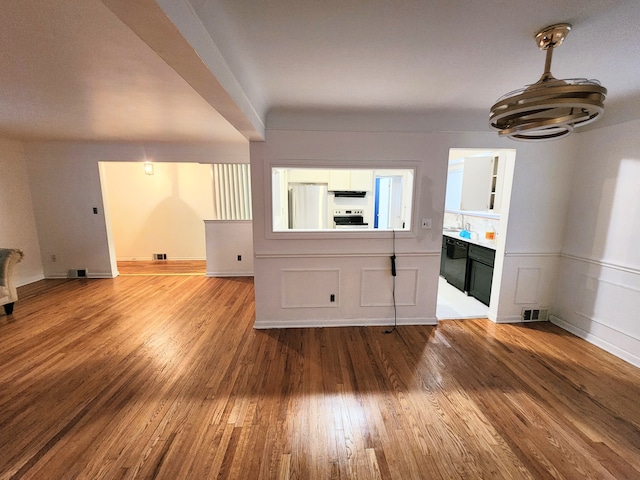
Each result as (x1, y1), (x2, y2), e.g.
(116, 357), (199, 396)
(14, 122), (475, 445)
(2, 0), (640, 143)
(0, 0), (246, 143)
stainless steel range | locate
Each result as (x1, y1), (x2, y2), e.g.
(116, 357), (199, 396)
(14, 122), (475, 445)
(333, 209), (368, 229)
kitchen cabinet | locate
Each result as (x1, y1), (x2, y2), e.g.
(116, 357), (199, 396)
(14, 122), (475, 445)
(288, 169), (330, 184)
(460, 156), (493, 211)
(351, 170), (374, 191)
(441, 236), (496, 304)
(447, 155), (504, 213)
(488, 155), (500, 211)
(467, 244), (495, 306)
(329, 170), (373, 191)
(445, 165), (463, 211)
(328, 170), (350, 190)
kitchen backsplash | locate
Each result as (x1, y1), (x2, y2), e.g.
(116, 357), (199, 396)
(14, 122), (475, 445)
(443, 212), (500, 240)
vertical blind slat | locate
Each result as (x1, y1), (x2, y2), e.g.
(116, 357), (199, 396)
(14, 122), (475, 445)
(212, 164), (252, 221)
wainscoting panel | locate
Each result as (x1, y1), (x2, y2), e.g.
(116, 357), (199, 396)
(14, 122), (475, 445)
(361, 268), (418, 307)
(576, 274), (640, 340)
(515, 267), (541, 304)
(552, 254), (640, 368)
(281, 268), (340, 308)
(253, 254), (438, 328)
(204, 220), (254, 277)
(494, 253), (559, 323)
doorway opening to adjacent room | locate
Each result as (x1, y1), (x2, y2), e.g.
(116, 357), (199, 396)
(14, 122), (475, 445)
(436, 148), (516, 320)
(99, 161), (211, 276)
(374, 175), (404, 229)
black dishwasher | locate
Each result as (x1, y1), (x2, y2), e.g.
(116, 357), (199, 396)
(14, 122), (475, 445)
(467, 244), (496, 306)
(443, 237), (468, 292)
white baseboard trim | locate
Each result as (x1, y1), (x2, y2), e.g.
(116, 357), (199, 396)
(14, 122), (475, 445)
(254, 316), (438, 329)
(206, 271), (254, 277)
(117, 257), (206, 261)
(45, 274), (69, 279)
(493, 314), (524, 324)
(17, 274), (46, 288)
(550, 315), (640, 369)
(45, 272), (117, 279)
(89, 273), (118, 279)
(492, 314), (551, 324)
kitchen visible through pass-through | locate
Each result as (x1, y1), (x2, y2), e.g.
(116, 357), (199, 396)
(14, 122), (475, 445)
(271, 167), (414, 232)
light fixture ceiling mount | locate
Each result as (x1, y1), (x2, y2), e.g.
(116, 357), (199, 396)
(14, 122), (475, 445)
(489, 23), (606, 141)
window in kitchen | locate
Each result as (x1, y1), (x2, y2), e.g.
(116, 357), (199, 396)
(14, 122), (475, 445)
(271, 167), (414, 232)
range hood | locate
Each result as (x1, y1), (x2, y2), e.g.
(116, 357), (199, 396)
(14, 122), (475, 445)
(332, 190), (366, 198)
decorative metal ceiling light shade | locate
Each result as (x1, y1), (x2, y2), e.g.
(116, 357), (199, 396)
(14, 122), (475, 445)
(489, 23), (607, 141)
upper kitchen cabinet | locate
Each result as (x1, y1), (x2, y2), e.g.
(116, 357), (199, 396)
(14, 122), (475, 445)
(488, 155), (503, 211)
(288, 168), (330, 183)
(461, 155), (493, 211)
(446, 154), (505, 213)
(329, 170), (374, 191)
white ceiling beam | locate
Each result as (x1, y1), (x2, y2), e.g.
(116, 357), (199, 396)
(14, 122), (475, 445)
(100, 0), (265, 141)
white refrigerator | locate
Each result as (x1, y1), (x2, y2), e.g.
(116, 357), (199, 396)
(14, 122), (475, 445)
(288, 184), (328, 229)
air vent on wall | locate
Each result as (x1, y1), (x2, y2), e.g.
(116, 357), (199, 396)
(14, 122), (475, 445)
(332, 191), (366, 198)
(153, 253), (167, 260)
(68, 269), (88, 278)
(522, 307), (549, 322)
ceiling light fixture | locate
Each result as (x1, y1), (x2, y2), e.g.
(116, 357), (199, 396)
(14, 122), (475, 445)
(144, 162), (154, 175)
(489, 23), (606, 141)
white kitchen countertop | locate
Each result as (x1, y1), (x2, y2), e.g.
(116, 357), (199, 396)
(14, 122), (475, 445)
(443, 231), (497, 250)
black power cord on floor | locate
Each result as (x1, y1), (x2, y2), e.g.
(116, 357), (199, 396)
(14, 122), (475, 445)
(384, 229), (398, 334)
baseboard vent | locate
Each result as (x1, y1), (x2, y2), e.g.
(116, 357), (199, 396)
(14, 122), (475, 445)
(152, 253), (167, 260)
(68, 269), (88, 278)
(522, 307), (549, 322)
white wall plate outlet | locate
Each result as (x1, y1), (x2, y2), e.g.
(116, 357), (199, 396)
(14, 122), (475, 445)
(421, 218), (432, 229)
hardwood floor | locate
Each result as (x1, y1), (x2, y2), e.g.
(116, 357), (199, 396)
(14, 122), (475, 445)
(1, 276), (640, 479)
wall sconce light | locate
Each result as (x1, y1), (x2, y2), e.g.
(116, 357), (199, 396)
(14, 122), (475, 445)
(144, 162), (154, 175)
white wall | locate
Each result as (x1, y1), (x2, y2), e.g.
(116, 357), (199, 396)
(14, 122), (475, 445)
(24, 141), (248, 278)
(552, 119), (640, 367)
(101, 162), (214, 261)
(205, 220), (254, 276)
(493, 136), (577, 322)
(0, 138), (44, 285)
(250, 124), (574, 328)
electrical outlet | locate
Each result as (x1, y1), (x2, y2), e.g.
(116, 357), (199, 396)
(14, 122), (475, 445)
(421, 218), (432, 229)
(237, 255), (242, 261)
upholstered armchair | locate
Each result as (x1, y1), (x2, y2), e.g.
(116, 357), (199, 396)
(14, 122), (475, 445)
(1, 249), (24, 315)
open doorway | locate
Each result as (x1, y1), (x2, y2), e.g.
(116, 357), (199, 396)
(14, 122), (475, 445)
(99, 161), (212, 276)
(437, 148), (516, 320)
(374, 175), (404, 229)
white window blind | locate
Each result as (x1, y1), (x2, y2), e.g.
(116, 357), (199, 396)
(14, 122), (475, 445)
(212, 164), (252, 220)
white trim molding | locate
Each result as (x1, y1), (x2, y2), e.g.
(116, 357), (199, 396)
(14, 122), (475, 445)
(254, 316), (438, 329)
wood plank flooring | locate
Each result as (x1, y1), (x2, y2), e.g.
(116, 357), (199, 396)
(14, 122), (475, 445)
(1, 276), (640, 479)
